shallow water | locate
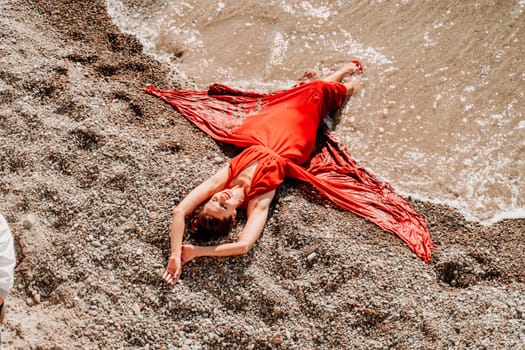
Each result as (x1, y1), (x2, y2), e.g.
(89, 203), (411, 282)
(106, 0), (525, 224)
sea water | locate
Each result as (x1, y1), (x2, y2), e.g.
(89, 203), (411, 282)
(106, 0), (525, 225)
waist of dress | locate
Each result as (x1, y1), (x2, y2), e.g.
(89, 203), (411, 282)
(249, 144), (284, 158)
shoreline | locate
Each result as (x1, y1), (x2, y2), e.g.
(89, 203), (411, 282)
(1, 1), (524, 349)
(107, 0), (525, 227)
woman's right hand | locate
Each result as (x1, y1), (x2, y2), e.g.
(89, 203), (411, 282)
(163, 254), (182, 285)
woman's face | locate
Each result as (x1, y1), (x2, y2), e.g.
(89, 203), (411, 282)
(204, 189), (239, 220)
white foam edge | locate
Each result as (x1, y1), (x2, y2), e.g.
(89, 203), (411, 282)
(399, 190), (525, 226)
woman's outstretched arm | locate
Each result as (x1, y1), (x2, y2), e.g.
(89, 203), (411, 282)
(163, 165), (230, 285)
(180, 190), (276, 262)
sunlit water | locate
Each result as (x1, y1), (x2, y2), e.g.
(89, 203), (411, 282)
(106, 0), (525, 225)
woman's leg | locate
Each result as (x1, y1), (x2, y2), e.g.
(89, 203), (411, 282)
(322, 61), (360, 82)
(344, 77), (361, 97)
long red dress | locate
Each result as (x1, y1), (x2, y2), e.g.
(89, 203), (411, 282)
(145, 80), (436, 262)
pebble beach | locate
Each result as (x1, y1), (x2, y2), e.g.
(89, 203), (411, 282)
(0, 1), (524, 349)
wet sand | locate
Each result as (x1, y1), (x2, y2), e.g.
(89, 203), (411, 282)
(109, 0), (525, 224)
(0, 1), (524, 349)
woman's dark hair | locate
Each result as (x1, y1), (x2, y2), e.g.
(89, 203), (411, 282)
(190, 210), (235, 241)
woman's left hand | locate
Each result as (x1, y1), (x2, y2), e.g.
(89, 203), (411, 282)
(181, 244), (197, 264)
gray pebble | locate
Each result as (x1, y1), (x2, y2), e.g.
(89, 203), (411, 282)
(131, 303), (141, 316)
(22, 214), (37, 229)
(33, 293), (41, 304)
(307, 252), (317, 261)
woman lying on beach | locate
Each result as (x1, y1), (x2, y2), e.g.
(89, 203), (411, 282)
(145, 61), (435, 285)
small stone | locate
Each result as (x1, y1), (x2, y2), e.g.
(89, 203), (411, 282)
(22, 214), (37, 229)
(272, 307), (284, 318)
(516, 308), (524, 319)
(33, 293), (41, 304)
(306, 252), (317, 261)
(26, 297), (34, 306)
(214, 156), (224, 164)
(131, 303), (141, 316)
(271, 334), (284, 345)
(91, 240), (102, 248)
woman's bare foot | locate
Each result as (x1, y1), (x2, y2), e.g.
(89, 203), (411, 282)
(341, 61), (360, 77)
(323, 60), (362, 83)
